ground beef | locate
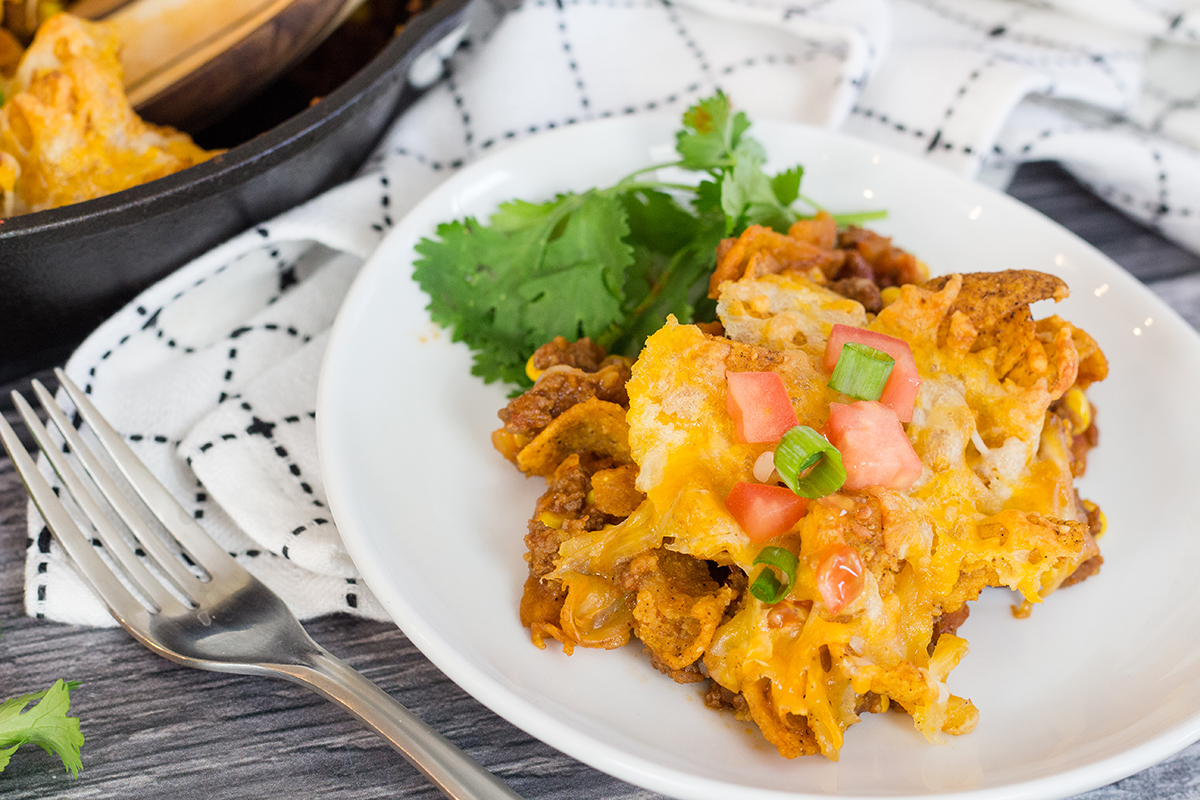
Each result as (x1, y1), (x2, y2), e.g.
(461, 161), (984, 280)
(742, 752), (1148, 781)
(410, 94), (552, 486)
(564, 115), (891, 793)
(855, 692), (886, 715)
(836, 226), (927, 288)
(829, 277), (884, 313)
(497, 341), (632, 440)
(930, 604), (970, 653)
(530, 336), (608, 372)
(524, 520), (568, 581)
(704, 681), (749, 714)
(833, 249), (876, 282)
(1060, 554), (1104, 588)
(645, 648), (707, 684)
(524, 454), (625, 579)
(1071, 407), (1100, 478)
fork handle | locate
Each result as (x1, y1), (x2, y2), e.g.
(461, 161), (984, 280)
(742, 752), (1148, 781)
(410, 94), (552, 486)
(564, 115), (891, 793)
(280, 647), (526, 800)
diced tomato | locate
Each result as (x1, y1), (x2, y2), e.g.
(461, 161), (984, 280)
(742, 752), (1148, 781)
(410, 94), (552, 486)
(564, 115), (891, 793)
(826, 401), (923, 491)
(725, 371), (799, 444)
(816, 543), (864, 614)
(824, 325), (921, 423)
(724, 482), (807, 543)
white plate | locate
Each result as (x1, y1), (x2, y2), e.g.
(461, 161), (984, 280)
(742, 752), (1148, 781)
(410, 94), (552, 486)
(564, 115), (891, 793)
(317, 116), (1200, 800)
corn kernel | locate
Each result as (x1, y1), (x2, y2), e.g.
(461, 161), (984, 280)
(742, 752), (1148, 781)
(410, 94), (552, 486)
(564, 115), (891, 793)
(880, 286), (902, 307)
(537, 511), (564, 529)
(525, 353), (542, 382)
(584, 489), (595, 506)
(1064, 386), (1092, 435)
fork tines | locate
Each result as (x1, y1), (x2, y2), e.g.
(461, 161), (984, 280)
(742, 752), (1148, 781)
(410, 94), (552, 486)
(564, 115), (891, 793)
(0, 369), (237, 629)
(1, 371), (531, 800)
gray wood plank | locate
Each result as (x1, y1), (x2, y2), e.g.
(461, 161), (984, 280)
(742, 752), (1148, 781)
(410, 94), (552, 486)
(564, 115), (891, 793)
(0, 374), (659, 798)
(1006, 162), (1200, 285)
(0, 162), (1197, 799)
(0, 452), (659, 799)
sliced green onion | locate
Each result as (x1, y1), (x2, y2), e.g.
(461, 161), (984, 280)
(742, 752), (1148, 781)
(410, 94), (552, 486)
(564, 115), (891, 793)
(750, 545), (799, 604)
(829, 210), (888, 226)
(829, 342), (895, 401)
(774, 426), (847, 498)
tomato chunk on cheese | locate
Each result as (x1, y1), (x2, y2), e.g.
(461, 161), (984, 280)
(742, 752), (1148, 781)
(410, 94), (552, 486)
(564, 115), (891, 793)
(826, 401), (923, 491)
(824, 325), (921, 423)
(725, 370), (799, 444)
(724, 482), (807, 542)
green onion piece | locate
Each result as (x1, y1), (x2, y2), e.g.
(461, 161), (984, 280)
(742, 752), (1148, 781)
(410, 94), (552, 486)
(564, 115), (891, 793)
(774, 426), (847, 498)
(828, 342), (895, 401)
(750, 545), (799, 604)
(830, 210), (888, 226)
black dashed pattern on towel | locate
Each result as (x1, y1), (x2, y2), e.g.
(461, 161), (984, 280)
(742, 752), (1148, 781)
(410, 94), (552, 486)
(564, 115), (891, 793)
(189, 402), (326, 510)
(25, 0), (1200, 627)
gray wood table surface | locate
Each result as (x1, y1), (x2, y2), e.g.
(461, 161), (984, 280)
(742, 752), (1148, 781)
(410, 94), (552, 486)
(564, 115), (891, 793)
(3, 162), (1200, 800)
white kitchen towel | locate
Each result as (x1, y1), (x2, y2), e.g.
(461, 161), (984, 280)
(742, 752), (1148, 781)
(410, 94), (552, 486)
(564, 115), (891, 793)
(26, 0), (1200, 625)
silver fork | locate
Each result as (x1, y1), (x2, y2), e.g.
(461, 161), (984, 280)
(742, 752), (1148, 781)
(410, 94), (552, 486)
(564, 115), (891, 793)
(0, 369), (523, 800)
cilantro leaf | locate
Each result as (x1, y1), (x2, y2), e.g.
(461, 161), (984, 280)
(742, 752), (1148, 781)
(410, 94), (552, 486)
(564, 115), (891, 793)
(603, 189), (722, 356)
(520, 193), (630, 343)
(0, 680), (84, 777)
(608, 222), (725, 358)
(414, 191), (632, 386)
(620, 188), (702, 255)
(413, 92), (884, 387)
(679, 92), (801, 235)
(487, 197), (563, 231)
(721, 155), (795, 234)
(676, 91), (753, 171)
(692, 178), (722, 218)
(770, 166), (804, 206)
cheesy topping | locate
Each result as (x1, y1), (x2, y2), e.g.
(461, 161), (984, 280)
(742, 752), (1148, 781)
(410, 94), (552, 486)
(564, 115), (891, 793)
(0, 13), (217, 216)
(501, 247), (1107, 760)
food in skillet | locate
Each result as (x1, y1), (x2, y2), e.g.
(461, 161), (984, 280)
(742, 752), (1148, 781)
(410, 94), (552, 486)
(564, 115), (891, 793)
(414, 95), (1108, 760)
(0, 12), (216, 217)
(0, 0), (432, 217)
(0, 0), (63, 43)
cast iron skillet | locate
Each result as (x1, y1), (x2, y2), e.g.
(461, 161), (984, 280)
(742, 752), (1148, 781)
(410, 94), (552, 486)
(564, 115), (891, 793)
(0, 0), (497, 382)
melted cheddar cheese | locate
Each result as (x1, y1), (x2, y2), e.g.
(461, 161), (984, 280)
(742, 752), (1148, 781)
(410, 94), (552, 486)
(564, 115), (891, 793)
(0, 13), (216, 216)
(502, 247), (1106, 760)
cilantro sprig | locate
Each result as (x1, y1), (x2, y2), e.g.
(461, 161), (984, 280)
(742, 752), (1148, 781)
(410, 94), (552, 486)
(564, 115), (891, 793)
(0, 679), (84, 776)
(413, 92), (884, 387)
